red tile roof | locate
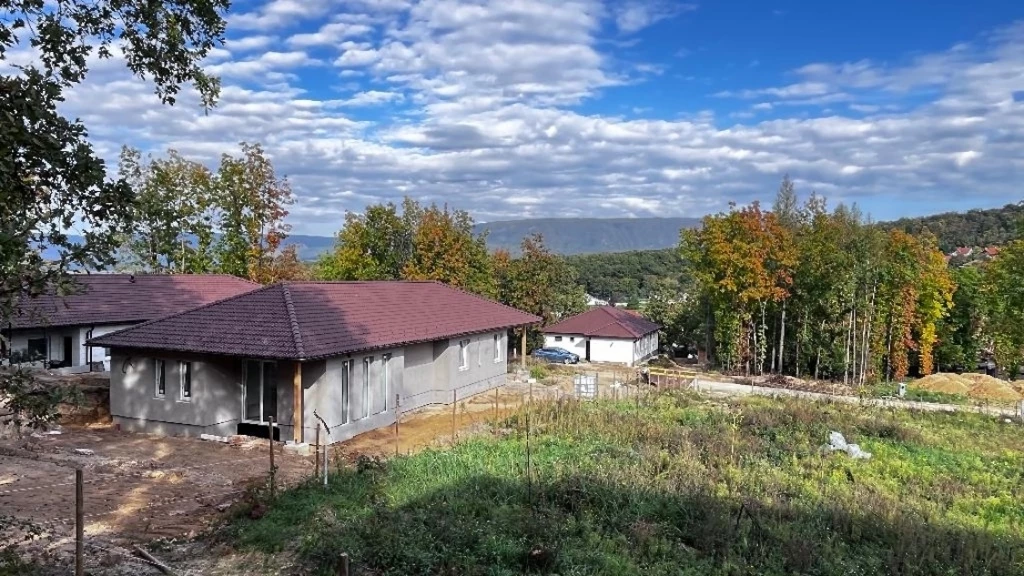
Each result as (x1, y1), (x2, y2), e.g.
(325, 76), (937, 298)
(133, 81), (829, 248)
(89, 281), (541, 360)
(9, 274), (260, 330)
(542, 306), (659, 339)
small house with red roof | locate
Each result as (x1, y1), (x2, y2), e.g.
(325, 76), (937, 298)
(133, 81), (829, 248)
(541, 306), (660, 367)
(3, 274), (259, 371)
(87, 281), (539, 444)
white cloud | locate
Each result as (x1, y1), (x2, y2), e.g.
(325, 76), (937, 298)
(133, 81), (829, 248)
(341, 90), (405, 106)
(287, 21), (374, 47)
(225, 35), (278, 52)
(615, 1), (697, 34)
(41, 4), (1024, 234)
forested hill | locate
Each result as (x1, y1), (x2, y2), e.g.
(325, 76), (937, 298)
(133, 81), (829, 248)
(475, 217), (700, 255)
(880, 203), (1024, 252)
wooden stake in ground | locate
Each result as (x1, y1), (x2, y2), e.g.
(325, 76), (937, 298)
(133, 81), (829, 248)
(494, 386), (499, 436)
(338, 553), (351, 576)
(75, 468), (83, 576)
(133, 545), (178, 576)
(452, 389), (457, 442)
(268, 415), (276, 499)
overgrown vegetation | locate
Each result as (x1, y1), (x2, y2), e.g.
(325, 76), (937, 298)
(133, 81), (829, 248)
(231, 393), (1023, 575)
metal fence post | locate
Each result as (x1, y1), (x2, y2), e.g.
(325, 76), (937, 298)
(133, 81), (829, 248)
(75, 468), (84, 576)
(267, 416), (276, 499)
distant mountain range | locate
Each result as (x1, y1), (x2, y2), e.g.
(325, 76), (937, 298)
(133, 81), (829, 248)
(38, 203), (1024, 261)
(474, 217), (701, 255)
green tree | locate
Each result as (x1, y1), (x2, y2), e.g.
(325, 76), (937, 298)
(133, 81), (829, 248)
(1, 0), (227, 429)
(215, 143), (294, 284)
(936, 265), (984, 372)
(403, 203), (496, 297)
(117, 146), (216, 273)
(497, 234), (587, 349)
(315, 200), (415, 281)
(984, 237), (1024, 375)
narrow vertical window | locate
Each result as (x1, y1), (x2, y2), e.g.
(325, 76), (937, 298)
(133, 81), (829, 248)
(179, 361), (192, 401)
(493, 334), (501, 362)
(381, 354), (390, 412)
(154, 359), (165, 397)
(362, 357), (372, 419)
(459, 339), (469, 370)
(341, 360), (350, 424)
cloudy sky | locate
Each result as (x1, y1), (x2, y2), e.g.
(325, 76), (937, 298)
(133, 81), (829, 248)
(54, 0), (1024, 234)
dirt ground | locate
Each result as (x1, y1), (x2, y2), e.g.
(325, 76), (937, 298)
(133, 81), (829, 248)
(2, 364), (658, 574)
(0, 424), (313, 572)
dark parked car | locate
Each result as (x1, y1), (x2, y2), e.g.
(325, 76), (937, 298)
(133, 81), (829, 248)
(531, 347), (580, 364)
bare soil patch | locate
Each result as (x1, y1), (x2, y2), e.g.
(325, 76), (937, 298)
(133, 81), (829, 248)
(0, 424), (311, 572)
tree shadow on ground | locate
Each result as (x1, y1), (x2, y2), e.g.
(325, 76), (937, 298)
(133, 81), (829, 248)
(242, 468), (1023, 576)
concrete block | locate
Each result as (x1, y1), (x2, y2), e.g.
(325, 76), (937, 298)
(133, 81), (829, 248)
(283, 442), (310, 456)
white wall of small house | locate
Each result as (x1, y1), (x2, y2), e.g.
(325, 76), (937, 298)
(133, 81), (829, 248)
(543, 334), (587, 357)
(588, 337), (638, 365)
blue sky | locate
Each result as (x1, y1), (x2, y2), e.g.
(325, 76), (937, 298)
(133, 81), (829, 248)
(23, 0), (1024, 234)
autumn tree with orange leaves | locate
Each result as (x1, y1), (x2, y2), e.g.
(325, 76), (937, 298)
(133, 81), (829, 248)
(682, 180), (953, 383)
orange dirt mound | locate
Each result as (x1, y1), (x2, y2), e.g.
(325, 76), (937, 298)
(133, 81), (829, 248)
(912, 373), (970, 395)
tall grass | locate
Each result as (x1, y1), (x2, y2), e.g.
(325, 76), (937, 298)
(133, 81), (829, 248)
(231, 391), (1024, 575)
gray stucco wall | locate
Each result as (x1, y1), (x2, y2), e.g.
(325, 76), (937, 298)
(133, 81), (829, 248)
(109, 350), (243, 437)
(301, 331), (509, 445)
(109, 330), (511, 444)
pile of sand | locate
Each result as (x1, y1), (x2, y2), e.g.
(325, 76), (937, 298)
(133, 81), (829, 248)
(913, 373), (970, 395)
(913, 372), (1023, 403)
(962, 373), (1024, 402)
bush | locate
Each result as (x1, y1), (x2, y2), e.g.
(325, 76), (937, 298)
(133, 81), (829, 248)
(529, 365), (548, 380)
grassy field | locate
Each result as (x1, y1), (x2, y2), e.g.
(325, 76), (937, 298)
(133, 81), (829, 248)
(231, 392), (1024, 575)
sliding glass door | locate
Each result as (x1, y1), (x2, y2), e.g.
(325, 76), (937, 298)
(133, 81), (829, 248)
(243, 360), (278, 423)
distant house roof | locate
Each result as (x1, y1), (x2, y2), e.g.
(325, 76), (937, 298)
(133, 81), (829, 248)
(8, 274), (260, 330)
(89, 281), (541, 361)
(542, 306), (660, 339)
(985, 246), (1001, 257)
(952, 247), (973, 257)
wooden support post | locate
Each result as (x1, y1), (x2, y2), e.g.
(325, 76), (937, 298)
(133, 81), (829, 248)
(268, 416), (276, 500)
(494, 386), (499, 435)
(521, 329), (527, 369)
(293, 361), (303, 443)
(394, 393), (401, 457)
(75, 468), (84, 576)
(338, 553), (351, 576)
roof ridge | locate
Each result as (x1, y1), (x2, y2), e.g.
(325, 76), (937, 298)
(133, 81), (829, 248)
(85, 282), (275, 342)
(280, 284), (306, 359)
(427, 280), (543, 321)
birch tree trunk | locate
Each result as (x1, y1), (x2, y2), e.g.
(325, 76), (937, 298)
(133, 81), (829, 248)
(778, 300), (787, 375)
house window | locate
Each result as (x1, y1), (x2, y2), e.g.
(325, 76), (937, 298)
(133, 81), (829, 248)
(360, 357), (372, 420)
(493, 334), (501, 362)
(554, 336), (562, 342)
(459, 339), (470, 371)
(341, 360), (351, 425)
(27, 338), (45, 361)
(378, 354), (391, 414)
(154, 359), (166, 397)
(570, 337), (575, 343)
(179, 361), (192, 401)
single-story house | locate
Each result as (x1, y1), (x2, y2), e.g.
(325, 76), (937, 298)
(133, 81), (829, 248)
(2, 274), (259, 371)
(88, 281), (540, 444)
(542, 306), (660, 367)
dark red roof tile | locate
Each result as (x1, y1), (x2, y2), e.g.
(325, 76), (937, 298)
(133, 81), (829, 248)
(9, 274), (260, 329)
(542, 306), (659, 339)
(89, 281), (541, 360)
